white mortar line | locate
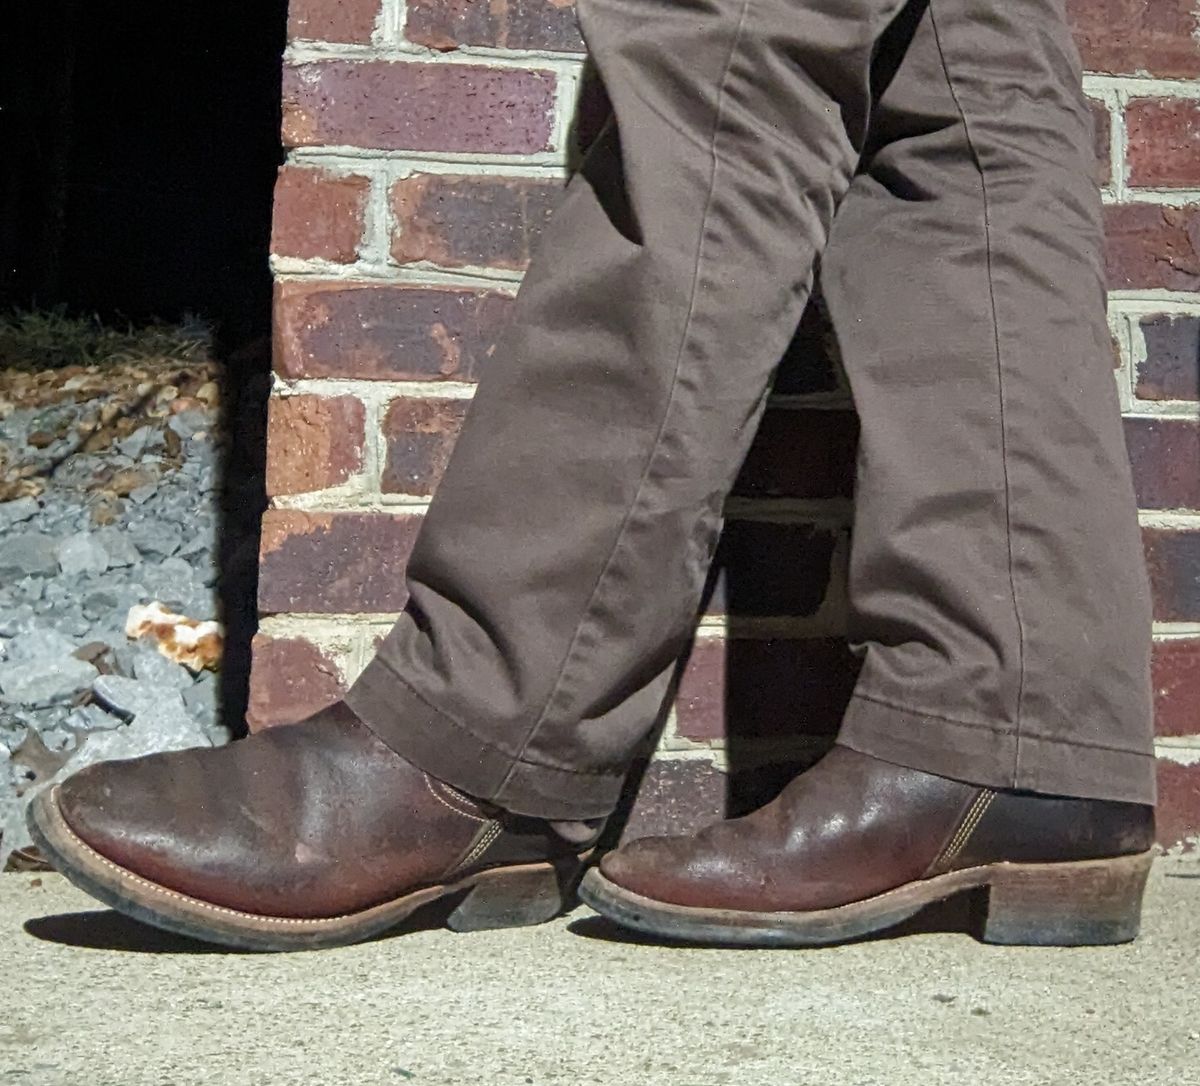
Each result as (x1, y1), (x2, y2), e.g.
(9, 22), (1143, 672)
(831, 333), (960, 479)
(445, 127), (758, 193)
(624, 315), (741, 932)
(285, 41), (585, 75)
(1118, 189), (1200, 207)
(1140, 512), (1200, 530)
(1156, 744), (1200, 764)
(1084, 74), (1200, 99)
(1124, 399), (1200, 418)
(274, 376), (478, 400)
(1109, 297), (1200, 317)
(1110, 290), (1200, 306)
(272, 257), (525, 288)
(1153, 624), (1200, 638)
(289, 145), (575, 169)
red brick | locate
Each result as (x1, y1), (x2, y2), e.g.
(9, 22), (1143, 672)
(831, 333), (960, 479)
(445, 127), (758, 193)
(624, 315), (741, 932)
(391, 174), (563, 271)
(381, 397), (469, 495)
(265, 394), (366, 497)
(675, 637), (861, 742)
(1067, 0), (1200, 79)
(246, 634), (346, 731)
(289, 0), (380, 43)
(1137, 315), (1200, 401)
(1127, 99), (1200, 188)
(406, 0), (584, 52)
(705, 522), (838, 618)
(1104, 204), (1200, 292)
(271, 167), (370, 264)
(258, 510), (422, 614)
(1156, 759), (1200, 851)
(1143, 527), (1200, 623)
(1088, 98), (1112, 187)
(282, 61), (557, 154)
(274, 280), (513, 381)
(734, 409), (858, 500)
(1152, 639), (1200, 738)
(1124, 417), (1200, 510)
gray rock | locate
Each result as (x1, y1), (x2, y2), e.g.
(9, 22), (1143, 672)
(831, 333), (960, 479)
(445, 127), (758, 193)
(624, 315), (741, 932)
(0, 497), (41, 528)
(117, 425), (165, 459)
(131, 646), (193, 691)
(5, 627), (79, 664)
(129, 520), (182, 558)
(82, 588), (122, 621)
(182, 671), (219, 726)
(168, 410), (209, 439)
(57, 532), (110, 576)
(64, 704), (124, 733)
(91, 674), (184, 720)
(0, 534), (60, 577)
(0, 607), (37, 638)
(129, 484), (158, 505)
(94, 528), (141, 568)
(0, 657), (98, 705)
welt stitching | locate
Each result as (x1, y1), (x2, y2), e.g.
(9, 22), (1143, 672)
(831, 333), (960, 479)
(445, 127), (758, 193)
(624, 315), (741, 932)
(940, 789), (997, 870)
(423, 773), (486, 823)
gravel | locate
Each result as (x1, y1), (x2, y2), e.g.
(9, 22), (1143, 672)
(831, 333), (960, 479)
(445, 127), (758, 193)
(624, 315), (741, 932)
(0, 359), (241, 868)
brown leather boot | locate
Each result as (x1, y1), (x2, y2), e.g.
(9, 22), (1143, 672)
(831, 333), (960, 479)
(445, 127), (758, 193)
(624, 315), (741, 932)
(579, 746), (1155, 947)
(27, 702), (600, 951)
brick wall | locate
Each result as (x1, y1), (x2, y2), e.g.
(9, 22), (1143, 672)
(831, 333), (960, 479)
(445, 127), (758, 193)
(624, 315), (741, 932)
(255, 0), (1200, 850)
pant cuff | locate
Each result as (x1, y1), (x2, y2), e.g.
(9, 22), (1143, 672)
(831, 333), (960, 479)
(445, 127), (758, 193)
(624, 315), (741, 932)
(838, 692), (1157, 806)
(343, 656), (627, 820)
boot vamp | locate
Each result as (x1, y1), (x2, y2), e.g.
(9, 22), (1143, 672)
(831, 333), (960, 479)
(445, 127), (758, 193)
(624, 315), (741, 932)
(55, 706), (483, 917)
(602, 746), (977, 912)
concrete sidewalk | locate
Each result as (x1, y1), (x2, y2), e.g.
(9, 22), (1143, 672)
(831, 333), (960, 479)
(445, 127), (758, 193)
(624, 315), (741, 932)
(1, 862), (1197, 1086)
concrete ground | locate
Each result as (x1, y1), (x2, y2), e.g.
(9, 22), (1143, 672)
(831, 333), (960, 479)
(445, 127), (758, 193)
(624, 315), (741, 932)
(0, 862), (1197, 1086)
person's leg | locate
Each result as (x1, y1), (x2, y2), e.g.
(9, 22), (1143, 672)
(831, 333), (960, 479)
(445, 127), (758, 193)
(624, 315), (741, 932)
(584, 0), (1158, 948)
(30, 0), (916, 948)
(344, 0), (915, 821)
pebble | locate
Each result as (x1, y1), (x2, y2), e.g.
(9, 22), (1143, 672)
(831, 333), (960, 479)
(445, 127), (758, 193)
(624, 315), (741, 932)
(0, 657), (99, 705)
(57, 532), (110, 576)
(0, 534), (61, 577)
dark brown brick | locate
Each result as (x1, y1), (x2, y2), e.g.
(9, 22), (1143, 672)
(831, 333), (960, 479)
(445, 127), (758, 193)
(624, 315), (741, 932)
(271, 167), (370, 264)
(1156, 759), (1200, 851)
(258, 510), (422, 614)
(282, 61), (557, 154)
(705, 522), (838, 618)
(621, 758), (727, 842)
(1067, 0), (1200, 79)
(1090, 98), (1112, 188)
(1124, 417), (1200, 511)
(1152, 639), (1200, 738)
(1137, 315), (1200, 401)
(381, 397), (469, 494)
(289, 0), (380, 43)
(265, 394), (366, 497)
(774, 294), (842, 396)
(1104, 205), (1200, 292)
(274, 280), (513, 381)
(734, 409), (858, 500)
(391, 174), (564, 271)
(1143, 527), (1200, 623)
(1127, 99), (1200, 188)
(246, 634), (346, 731)
(675, 637), (861, 742)
(406, 0), (585, 52)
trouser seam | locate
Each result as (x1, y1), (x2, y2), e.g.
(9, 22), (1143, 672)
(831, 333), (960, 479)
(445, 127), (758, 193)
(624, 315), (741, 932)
(850, 689), (1154, 758)
(927, 0), (1029, 782)
(496, 0), (757, 790)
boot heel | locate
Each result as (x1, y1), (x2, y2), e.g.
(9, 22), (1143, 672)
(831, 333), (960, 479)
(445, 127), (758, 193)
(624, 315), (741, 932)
(447, 858), (585, 933)
(980, 850), (1154, 947)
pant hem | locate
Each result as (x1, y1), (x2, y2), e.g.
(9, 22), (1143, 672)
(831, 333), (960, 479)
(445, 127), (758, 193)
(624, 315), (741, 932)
(838, 691), (1156, 806)
(343, 657), (627, 820)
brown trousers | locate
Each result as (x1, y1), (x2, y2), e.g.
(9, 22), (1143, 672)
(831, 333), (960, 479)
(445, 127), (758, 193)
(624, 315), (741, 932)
(346, 0), (1156, 819)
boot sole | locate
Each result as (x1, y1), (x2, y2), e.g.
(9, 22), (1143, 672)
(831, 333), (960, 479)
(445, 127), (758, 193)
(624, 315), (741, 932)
(578, 849), (1155, 948)
(27, 785), (587, 952)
